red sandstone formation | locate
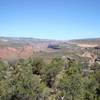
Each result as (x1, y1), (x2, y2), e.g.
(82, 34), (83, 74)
(0, 45), (34, 60)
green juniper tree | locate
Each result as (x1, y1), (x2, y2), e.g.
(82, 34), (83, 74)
(58, 61), (83, 100)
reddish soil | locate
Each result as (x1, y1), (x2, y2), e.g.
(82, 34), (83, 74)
(0, 45), (34, 60)
(0, 42), (59, 60)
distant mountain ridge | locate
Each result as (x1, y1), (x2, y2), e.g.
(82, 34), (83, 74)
(0, 37), (61, 42)
(68, 38), (100, 46)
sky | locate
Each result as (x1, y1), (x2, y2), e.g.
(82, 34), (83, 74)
(0, 0), (100, 40)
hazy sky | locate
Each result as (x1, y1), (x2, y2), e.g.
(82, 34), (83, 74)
(0, 0), (100, 40)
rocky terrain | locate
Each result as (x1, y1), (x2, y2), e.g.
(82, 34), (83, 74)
(0, 37), (62, 60)
(0, 37), (100, 66)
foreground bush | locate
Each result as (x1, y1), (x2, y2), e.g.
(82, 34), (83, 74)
(0, 57), (99, 100)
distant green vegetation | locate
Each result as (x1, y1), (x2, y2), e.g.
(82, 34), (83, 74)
(0, 56), (100, 100)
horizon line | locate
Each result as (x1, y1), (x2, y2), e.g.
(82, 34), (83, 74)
(0, 35), (100, 41)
